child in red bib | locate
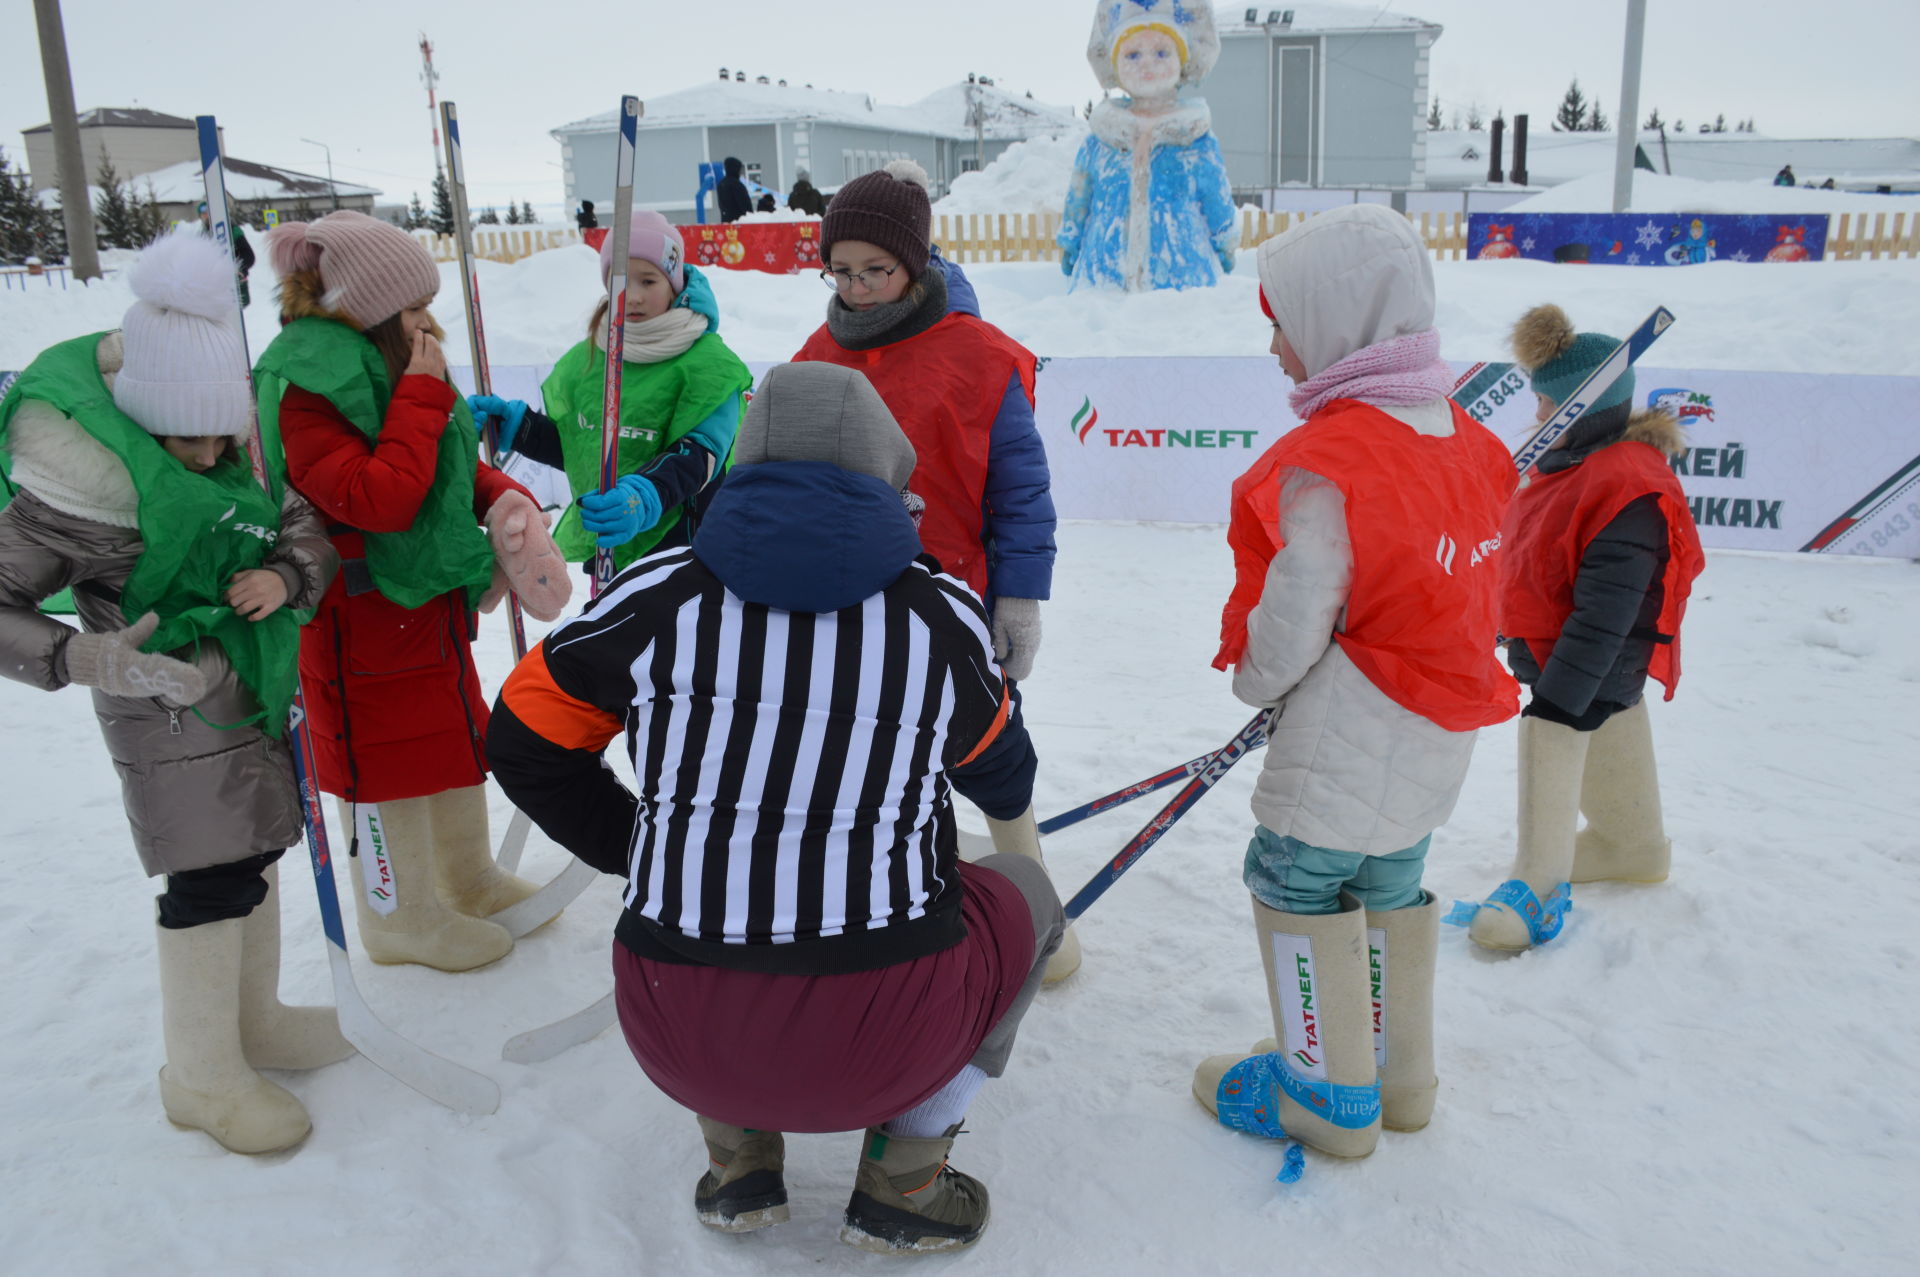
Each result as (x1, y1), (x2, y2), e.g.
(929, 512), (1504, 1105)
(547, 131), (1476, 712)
(1194, 205), (1518, 1160)
(1467, 305), (1705, 953)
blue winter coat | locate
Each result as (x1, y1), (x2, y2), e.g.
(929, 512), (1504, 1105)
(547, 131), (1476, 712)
(1058, 101), (1237, 292)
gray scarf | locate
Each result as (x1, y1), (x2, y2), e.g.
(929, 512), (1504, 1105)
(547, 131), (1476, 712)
(824, 267), (949, 351)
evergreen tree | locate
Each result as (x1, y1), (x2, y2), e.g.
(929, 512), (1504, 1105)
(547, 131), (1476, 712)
(1712, 113), (1728, 133)
(520, 199), (536, 225)
(132, 180), (165, 245)
(0, 146), (65, 264)
(429, 169), (457, 235)
(1553, 78), (1588, 132)
(504, 202), (522, 225)
(477, 205), (500, 225)
(92, 149), (142, 249)
(1586, 98), (1609, 132)
(1427, 96), (1442, 129)
(406, 191), (428, 231)
(1644, 106), (1664, 130)
(1466, 102), (1484, 131)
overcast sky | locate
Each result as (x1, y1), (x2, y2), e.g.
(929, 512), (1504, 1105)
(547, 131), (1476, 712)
(7, 0), (1915, 209)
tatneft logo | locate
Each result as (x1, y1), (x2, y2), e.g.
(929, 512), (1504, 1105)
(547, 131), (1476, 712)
(215, 504), (278, 544)
(1067, 397), (1260, 449)
(1292, 953), (1321, 1069)
(1435, 531), (1500, 575)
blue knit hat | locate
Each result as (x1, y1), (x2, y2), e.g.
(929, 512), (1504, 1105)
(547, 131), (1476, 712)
(1512, 304), (1633, 415)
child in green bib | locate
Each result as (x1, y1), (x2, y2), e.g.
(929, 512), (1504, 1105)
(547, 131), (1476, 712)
(469, 211), (752, 576)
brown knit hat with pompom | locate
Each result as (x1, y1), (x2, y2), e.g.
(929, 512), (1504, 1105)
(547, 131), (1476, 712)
(821, 160), (932, 279)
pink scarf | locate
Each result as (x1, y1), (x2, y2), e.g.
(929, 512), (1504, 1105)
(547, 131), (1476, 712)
(1288, 329), (1456, 421)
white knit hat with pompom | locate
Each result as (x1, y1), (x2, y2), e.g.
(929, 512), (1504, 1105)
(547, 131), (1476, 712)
(111, 232), (252, 438)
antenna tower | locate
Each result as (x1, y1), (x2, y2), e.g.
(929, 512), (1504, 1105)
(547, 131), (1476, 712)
(419, 33), (442, 172)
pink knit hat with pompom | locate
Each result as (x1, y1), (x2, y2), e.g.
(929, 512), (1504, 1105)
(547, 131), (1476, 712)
(267, 210), (440, 330)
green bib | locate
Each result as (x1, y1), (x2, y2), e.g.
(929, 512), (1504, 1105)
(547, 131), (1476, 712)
(0, 333), (305, 735)
(540, 333), (751, 572)
(253, 317), (494, 610)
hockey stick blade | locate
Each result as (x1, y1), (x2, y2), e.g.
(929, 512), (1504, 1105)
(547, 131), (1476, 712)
(502, 991), (616, 1065)
(329, 943), (500, 1115)
(491, 855), (598, 939)
(495, 807), (533, 873)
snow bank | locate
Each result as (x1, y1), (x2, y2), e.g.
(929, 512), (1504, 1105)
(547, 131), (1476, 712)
(935, 129), (1087, 217)
(1510, 171), (1914, 215)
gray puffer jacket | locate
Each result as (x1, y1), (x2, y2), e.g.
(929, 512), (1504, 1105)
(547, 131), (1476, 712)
(0, 333), (338, 876)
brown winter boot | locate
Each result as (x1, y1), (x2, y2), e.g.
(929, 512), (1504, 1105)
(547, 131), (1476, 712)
(692, 1117), (789, 1233)
(839, 1124), (990, 1254)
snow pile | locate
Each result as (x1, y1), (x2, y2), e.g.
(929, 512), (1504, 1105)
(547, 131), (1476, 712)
(1510, 171), (1912, 215)
(935, 129), (1086, 217)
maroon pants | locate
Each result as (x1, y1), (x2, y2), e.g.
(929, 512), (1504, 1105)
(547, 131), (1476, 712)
(613, 860), (1037, 1133)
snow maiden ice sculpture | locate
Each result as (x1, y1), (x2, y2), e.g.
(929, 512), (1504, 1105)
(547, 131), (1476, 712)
(1059, 0), (1237, 291)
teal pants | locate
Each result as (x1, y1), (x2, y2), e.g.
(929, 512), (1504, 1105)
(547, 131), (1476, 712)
(1243, 826), (1431, 916)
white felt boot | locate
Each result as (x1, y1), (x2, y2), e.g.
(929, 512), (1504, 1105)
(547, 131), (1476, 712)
(1368, 892), (1439, 1132)
(427, 783), (541, 918)
(156, 918), (311, 1154)
(1470, 715), (1591, 952)
(985, 804), (1081, 984)
(1192, 895), (1382, 1157)
(1572, 699), (1672, 884)
(339, 797), (512, 972)
(239, 862), (355, 1070)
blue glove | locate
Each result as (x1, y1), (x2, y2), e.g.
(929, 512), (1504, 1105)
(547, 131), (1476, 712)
(467, 395), (528, 454)
(577, 474), (662, 548)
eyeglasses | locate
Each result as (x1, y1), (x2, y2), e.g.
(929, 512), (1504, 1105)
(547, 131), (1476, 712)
(820, 263), (901, 292)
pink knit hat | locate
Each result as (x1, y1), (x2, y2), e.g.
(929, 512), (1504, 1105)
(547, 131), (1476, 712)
(598, 211), (685, 293)
(267, 210), (441, 330)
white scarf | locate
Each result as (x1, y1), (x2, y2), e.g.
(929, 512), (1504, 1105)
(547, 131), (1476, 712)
(594, 307), (707, 365)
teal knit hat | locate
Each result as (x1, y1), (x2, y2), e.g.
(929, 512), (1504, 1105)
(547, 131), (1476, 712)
(1512, 304), (1633, 415)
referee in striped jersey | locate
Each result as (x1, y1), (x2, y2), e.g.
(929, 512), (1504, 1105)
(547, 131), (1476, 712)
(489, 363), (1064, 1254)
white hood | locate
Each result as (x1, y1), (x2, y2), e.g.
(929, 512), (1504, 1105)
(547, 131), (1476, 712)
(1255, 204), (1437, 380)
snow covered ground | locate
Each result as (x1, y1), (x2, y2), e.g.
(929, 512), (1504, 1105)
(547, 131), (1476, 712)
(2, 229), (1918, 1275)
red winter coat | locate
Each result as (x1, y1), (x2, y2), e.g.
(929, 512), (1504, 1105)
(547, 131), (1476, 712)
(279, 373), (529, 803)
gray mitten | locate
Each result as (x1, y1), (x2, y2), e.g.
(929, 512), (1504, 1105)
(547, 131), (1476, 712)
(62, 611), (209, 704)
(990, 596), (1042, 682)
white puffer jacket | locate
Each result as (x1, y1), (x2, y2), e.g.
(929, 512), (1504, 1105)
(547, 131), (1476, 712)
(1236, 208), (1484, 855)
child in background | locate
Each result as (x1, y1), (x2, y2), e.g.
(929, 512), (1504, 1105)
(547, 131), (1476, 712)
(791, 161), (1075, 981)
(1195, 204), (1518, 1159)
(468, 211), (751, 573)
(1468, 305), (1705, 953)
(256, 210), (570, 974)
(0, 234), (348, 1154)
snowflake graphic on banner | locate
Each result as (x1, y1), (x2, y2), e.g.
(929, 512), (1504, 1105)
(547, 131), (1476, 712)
(1627, 252), (1641, 264)
(1732, 250), (1751, 262)
(1635, 220), (1665, 250)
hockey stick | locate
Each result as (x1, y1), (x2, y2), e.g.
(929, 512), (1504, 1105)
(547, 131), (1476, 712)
(592, 97), (641, 600)
(1510, 306), (1676, 473)
(199, 116), (498, 1116)
(502, 991), (616, 1065)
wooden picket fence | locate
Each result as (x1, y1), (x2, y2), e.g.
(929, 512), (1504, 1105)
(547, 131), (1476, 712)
(408, 209), (1915, 267)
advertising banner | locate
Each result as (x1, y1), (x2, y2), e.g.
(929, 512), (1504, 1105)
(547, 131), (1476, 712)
(1467, 211), (1827, 265)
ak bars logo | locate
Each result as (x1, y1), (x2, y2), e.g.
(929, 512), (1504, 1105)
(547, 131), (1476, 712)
(1067, 397), (1261, 450)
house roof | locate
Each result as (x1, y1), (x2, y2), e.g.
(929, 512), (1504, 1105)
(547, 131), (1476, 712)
(1214, 3), (1440, 37)
(552, 78), (1077, 143)
(52, 156), (382, 204)
(24, 107), (198, 134)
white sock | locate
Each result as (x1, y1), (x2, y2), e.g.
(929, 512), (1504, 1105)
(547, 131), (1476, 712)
(885, 1065), (988, 1138)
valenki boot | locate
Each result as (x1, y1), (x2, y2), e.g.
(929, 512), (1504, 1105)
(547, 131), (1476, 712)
(1469, 714), (1590, 952)
(840, 1124), (990, 1254)
(1572, 698), (1672, 884)
(1193, 895), (1382, 1158)
(156, 918), (311, 1154)
(693, 1117), (789, 1233)
(985, 804), (1081, 984)
(238, 862), (355, 1071)
(339, 797), (512, 971)
(426, 783), (541, 918)
(1368, 892), (1439, 1132)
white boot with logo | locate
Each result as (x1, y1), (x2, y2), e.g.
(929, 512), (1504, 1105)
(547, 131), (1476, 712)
(984, 804), (1081, 984)
(1571, 698), (1672, 884)
(427, 783), (542, 918)
(339, 797), (512, 972)
(1192, 895), (1382, 1157)
(1470, 714), (1590, 952)
(239, 861), (355, 1070)
(1368, 892), (1439, 1132)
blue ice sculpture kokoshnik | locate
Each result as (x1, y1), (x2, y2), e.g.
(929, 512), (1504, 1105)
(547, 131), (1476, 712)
(1058, 1), (1237, 292)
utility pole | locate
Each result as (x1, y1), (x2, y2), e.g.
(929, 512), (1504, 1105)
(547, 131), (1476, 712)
(301, 137), (340, 209)
(1612, 0), (1648, 213)
(419, 33), (442, 174)
(31, 0), (101, 280)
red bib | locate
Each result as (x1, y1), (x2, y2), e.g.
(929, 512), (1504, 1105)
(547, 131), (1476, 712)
(795, 315), (1037, 596)
(1216, 400), (1520, 732)
(1501, 440), (1705, 700)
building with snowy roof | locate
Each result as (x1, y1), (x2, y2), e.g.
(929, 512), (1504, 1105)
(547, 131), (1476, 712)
(550, 75), (1079, 222)
(19, 107), (379, 225)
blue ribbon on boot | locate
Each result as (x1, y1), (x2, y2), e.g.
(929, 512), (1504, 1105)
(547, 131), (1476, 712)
(1217, 1052), (1382, 1134)
(1443, 880), (1572, 944)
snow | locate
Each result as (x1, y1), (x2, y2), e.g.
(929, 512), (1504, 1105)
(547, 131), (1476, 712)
(3, 215), (1920, 1276)
(1509, 171), (1917, 215)
(936, 130), (1088, 217)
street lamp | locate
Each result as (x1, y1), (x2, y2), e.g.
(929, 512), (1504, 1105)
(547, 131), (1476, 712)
(300, 136), (340, 209)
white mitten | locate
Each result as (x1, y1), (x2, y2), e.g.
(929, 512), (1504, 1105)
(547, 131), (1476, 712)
(62, 611), (209, 704)
(990, 597), (1042, 682)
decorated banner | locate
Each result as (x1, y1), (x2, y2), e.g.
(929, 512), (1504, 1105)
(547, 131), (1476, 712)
(678, 221), (824, 276)
(454, 359), (1920, 559)
(1468, 212), (1827, 265)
